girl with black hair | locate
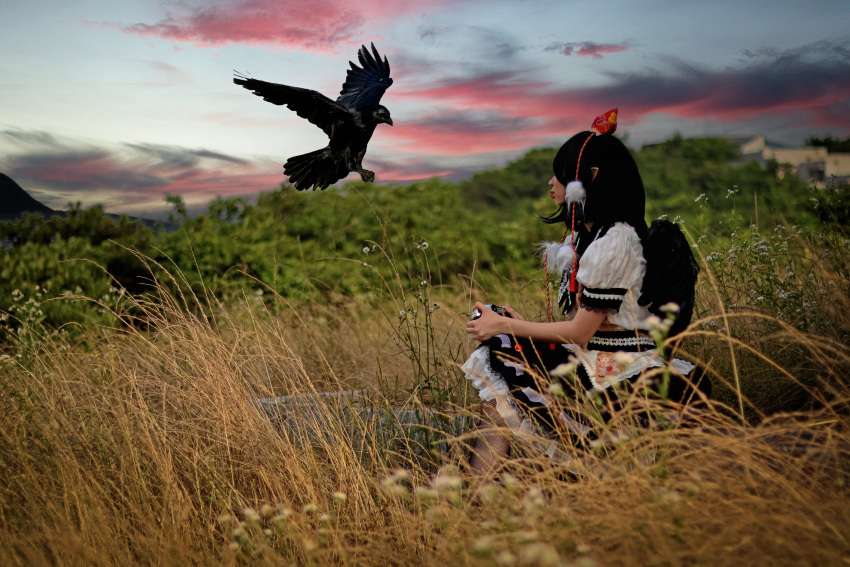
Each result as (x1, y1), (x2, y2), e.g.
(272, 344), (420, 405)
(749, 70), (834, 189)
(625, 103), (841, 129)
(462, 110), (707, 474)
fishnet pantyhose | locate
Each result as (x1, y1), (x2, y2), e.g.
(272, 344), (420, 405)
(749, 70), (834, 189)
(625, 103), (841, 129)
(469, 399), (511, 475)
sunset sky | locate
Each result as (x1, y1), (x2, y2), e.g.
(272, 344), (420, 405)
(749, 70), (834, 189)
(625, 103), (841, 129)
(2, 0), (848, 218)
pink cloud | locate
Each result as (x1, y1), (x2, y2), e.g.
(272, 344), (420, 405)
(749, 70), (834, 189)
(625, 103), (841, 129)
(385, 75), (614, 155)
(387, 43), (850, 157)
(545, 41), (630, 59)
(2, 135), (286, 215)
(90, 0), (450, 51)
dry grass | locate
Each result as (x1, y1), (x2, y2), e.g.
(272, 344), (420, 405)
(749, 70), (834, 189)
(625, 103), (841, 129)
(0, 267), (849, 567)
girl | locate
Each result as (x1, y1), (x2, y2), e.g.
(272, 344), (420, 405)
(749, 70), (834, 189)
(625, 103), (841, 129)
(462, 109), (708, 473)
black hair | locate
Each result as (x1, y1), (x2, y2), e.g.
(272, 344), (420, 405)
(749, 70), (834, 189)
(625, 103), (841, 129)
(542, 131), (647, 240)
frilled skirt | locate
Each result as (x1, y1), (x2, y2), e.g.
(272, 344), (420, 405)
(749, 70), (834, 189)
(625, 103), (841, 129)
(461, 333), (707, 453)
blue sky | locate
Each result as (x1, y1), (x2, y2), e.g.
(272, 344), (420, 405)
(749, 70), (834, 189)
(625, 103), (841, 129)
(1, 0), (848, 217)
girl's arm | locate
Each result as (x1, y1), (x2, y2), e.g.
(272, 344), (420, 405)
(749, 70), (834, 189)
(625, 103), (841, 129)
(466, 301), (606, 346)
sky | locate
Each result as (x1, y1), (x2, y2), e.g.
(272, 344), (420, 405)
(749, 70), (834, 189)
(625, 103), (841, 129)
(1, 0), (849, 218)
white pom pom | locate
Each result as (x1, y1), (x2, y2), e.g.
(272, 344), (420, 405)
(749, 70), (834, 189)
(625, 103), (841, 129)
(537, 241), (575, 274)
(565, 181), (586, 209)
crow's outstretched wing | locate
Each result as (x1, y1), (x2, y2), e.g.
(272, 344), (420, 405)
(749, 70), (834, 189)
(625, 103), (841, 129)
(336, 43), (393, 110)
(233, 75), (349, 138)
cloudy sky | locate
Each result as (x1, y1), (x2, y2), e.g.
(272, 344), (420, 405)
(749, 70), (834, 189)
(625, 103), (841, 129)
(2, 0), (848, 217)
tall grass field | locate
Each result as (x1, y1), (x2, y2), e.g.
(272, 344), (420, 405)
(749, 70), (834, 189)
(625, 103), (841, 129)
(1, 138), (849, 565)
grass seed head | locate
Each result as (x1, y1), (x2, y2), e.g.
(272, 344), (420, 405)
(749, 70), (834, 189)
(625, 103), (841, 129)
(260, 504), (275, 518)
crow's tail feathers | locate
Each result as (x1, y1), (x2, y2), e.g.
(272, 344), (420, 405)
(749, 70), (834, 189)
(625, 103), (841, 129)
(284, 148), (349, 191)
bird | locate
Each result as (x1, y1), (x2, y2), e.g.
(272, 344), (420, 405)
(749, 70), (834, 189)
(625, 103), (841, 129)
(234, 43), (393, 190)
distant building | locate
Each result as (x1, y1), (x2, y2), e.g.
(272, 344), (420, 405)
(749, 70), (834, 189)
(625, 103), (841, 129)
(736, 136), (850, 187)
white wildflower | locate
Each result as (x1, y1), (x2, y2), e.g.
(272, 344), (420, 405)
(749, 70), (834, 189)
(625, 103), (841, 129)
(260, 504), (275, 517)
(550, 359), (578, 377)
(414, 486), (439, 500)
(614, 352), (632, 366)
(242, 507), (260, 523)
(271, 510), (291, 523)
(432, 474), (463, 493)
(472, 534), (496, 555)
(659, 302), (680, 313)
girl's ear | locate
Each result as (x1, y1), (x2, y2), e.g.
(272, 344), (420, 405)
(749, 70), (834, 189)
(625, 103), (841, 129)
(591, 167), (599, 181)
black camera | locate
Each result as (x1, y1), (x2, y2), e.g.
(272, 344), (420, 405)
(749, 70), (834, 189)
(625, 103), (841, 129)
(470, 304), (510, 320)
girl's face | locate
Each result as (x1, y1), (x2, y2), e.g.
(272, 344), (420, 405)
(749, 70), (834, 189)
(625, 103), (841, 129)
(549, 176), (566, 206)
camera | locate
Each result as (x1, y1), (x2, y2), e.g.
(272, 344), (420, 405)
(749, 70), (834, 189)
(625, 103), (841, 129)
(470, 304), (510, 320)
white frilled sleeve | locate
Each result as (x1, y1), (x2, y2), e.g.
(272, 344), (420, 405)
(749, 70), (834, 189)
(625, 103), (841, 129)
(575, 223), (646, 313)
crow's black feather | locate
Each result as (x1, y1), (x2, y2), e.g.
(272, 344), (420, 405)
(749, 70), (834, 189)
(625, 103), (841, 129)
(234, 43), (393, 190)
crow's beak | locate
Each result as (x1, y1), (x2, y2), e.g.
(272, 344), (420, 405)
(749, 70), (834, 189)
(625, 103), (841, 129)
(386, 117), (394, 126)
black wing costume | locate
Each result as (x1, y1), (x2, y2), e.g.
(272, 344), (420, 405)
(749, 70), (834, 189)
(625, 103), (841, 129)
(234, 43), (393, 190)
(638, 219), (700, 338)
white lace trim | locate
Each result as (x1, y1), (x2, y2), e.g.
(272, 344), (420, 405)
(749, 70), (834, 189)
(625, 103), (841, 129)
(671, 358), (696, 375)
(460, 347), (533, 434)
(588, 336), (656, 348)
(582, 289), (626, 301)
(460, 346), (510, 402)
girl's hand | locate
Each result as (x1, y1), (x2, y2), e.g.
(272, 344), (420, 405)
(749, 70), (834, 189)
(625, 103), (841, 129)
(504, 304), (525, 321)
(466, 302), (508, 342)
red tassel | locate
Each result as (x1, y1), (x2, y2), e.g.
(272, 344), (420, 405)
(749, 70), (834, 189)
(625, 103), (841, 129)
(569, 202), (578, 293)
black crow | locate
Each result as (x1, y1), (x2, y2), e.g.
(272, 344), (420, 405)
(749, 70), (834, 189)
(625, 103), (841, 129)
(234, 43), (393, 190)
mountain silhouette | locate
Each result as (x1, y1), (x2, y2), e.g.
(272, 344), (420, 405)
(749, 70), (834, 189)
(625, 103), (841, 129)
(0, 172), (177, 231)
(0, 172), (58, 221)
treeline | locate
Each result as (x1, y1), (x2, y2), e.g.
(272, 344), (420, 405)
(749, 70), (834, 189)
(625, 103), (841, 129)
(0, 136), (844, 337)
(806, 135), (850, 153)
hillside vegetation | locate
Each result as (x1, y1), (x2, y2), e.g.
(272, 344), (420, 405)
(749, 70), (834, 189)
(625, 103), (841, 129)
(1, 136), (848, 566)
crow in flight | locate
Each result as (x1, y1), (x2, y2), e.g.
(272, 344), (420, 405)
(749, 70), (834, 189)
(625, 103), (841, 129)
(234, 43), (393, 190)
